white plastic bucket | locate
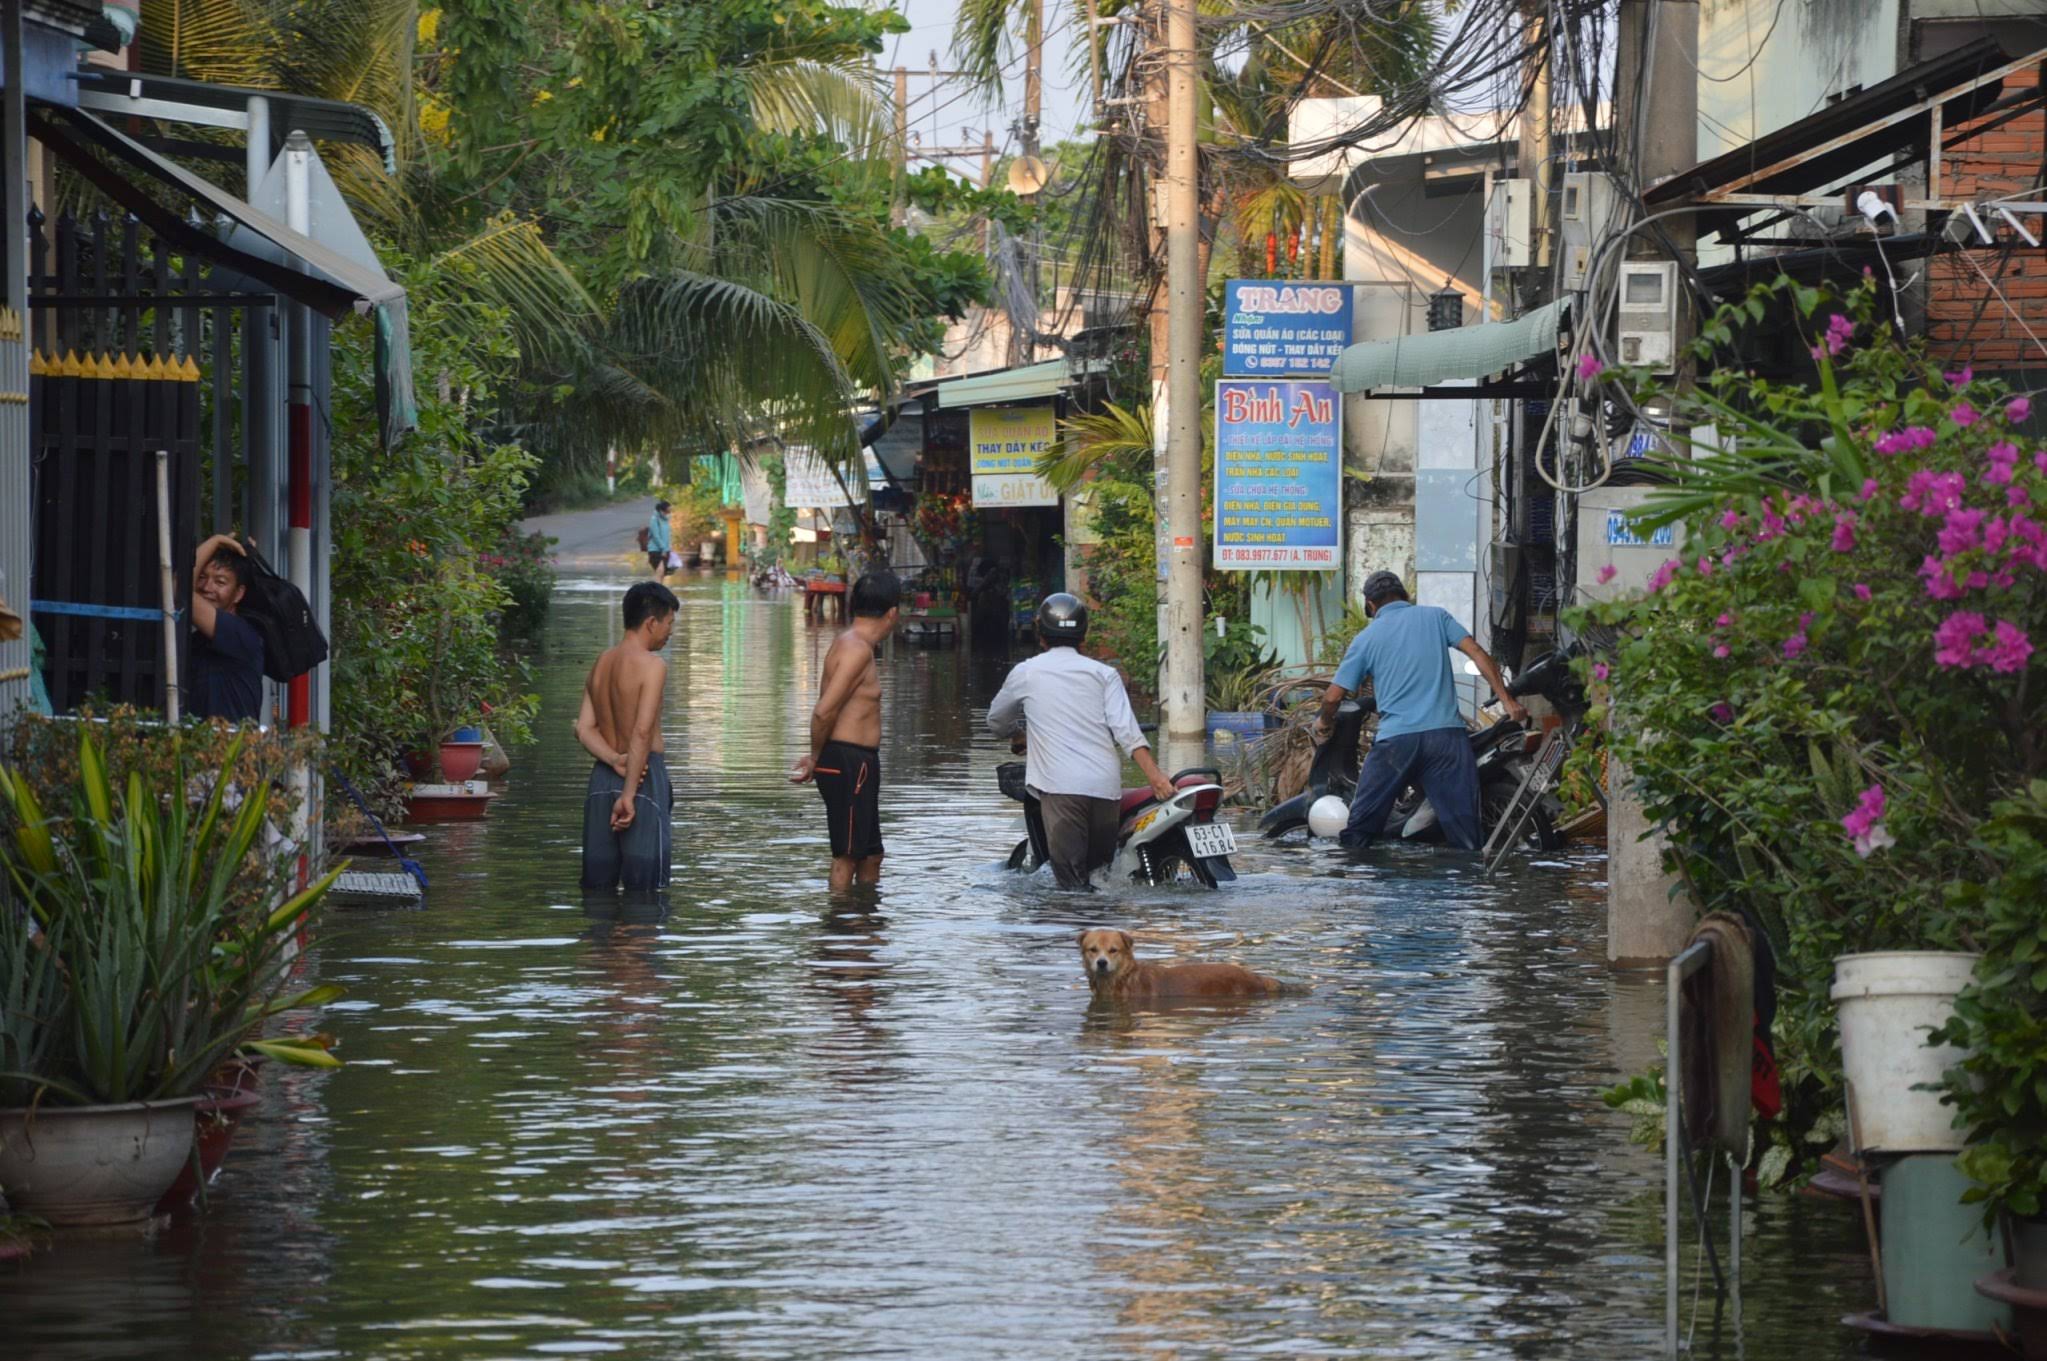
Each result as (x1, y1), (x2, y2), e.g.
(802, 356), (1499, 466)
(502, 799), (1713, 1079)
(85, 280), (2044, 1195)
(1831, 951), (1980, 1154)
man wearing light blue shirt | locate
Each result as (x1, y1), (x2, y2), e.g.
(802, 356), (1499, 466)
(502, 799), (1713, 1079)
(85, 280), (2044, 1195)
(1311, 571), (1526, 849)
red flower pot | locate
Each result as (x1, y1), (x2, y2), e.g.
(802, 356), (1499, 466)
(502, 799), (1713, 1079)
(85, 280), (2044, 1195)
(154, 1087), (262, 1215)
(438, 740), (485, 783)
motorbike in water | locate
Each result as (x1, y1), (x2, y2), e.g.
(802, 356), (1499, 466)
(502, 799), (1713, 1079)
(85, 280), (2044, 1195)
(1259, 647), (1585, 851)
(998, 752), (1240, 888)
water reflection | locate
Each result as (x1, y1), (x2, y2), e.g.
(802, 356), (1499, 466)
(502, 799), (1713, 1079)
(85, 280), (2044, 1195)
(1, 571), (1875, 1360)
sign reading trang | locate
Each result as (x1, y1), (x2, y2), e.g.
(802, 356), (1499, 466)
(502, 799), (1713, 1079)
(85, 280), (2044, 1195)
(1222, 280), (1354, 376)
(1213, 379), (1342, 570)
(968, 404), (1059, 508)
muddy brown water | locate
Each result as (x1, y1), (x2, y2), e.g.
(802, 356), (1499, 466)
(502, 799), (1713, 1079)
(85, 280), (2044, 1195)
(5, 571), (1875, 1359)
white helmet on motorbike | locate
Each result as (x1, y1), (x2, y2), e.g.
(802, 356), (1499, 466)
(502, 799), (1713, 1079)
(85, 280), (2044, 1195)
(1308, 795), (1350, 839)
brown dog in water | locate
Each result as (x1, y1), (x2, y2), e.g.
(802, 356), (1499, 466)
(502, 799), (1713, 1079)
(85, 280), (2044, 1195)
(1078, 928), (1298, 1001)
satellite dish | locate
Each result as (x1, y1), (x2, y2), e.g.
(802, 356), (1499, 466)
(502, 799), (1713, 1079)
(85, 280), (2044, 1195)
(1006, 154), (1051, 197)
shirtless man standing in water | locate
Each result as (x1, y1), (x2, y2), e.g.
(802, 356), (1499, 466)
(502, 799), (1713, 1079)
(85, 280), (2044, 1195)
(575, 580), (679, 890)
(790, 571), (900, 891)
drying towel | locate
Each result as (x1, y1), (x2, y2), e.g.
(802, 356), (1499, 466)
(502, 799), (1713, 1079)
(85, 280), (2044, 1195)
(1680, 911), (1756, 1158)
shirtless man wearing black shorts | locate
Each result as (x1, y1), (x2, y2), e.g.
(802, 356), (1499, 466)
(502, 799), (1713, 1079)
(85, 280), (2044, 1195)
(789, 571), (900, 891)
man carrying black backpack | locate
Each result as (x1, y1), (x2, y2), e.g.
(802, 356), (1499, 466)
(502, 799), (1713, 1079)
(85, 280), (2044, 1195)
(189, 533), (265, 722)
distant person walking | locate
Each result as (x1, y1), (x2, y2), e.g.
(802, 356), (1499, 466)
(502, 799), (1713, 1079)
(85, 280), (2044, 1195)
(644, 500), (673, 582)
(188, 532), (265, 722)
(790, 571), (900, 891)
(575, 581), (679, 890)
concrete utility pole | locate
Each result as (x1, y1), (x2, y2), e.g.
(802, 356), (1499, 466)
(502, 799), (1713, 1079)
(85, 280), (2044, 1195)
(1161, 0), (1204, 743)
(1024, 0), (1044, 156)
(1518, 2), (1554, 290)
(1606, 0), (1700, 967)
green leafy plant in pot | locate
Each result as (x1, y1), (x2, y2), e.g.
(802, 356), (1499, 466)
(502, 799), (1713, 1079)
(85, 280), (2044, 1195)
(0, 730), (344, 1224)
(1934, 782), (2047, 1286)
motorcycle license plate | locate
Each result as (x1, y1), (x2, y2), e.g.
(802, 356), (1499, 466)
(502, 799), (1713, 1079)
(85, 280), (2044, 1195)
(1185, 823), (1237, 859)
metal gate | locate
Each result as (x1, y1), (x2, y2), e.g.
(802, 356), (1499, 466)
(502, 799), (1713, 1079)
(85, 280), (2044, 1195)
(27, 206), (273, 713)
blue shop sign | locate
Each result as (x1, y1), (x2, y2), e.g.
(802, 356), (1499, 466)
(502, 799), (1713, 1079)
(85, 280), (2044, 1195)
(1223, 280), (1354, 377)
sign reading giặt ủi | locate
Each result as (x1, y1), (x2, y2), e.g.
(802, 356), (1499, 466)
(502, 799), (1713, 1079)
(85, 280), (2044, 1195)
(1213, 379), (1342, 571)
(967, 405), (1059, 508)
(1222, 280), (1354, 377)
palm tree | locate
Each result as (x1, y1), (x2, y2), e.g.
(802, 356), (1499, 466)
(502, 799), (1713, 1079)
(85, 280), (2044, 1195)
(135, 0), (941, 481)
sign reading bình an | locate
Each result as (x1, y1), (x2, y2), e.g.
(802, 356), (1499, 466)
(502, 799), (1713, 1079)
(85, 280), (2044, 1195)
(968, 405), (1059, 508)
(1222, 280), (1354, 377)
(1213, 380), (1342, 570)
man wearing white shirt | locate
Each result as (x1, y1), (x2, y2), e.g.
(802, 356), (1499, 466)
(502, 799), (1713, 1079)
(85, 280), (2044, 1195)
(987, 594), (1177, 889)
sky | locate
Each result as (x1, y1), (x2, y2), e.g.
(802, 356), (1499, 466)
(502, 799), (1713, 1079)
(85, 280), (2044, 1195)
(881, 0), (1094, 181)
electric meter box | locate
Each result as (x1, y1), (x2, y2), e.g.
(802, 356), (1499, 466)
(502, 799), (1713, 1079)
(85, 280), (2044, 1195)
(1559, 172), (1625, 293)
(1487, 178), (1532, 270)
(1577, 486), (1686, 601)
(1616, 261), (1679, 373)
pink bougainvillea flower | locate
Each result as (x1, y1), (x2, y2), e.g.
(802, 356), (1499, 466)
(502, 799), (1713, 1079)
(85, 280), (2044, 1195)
(1841, 784), (1894, 858)
(1596, 563), (1617, 585)
(1934, 611), (1988, 667)
(2036, 449), (2047, 474)
(1952, 403), (1980, 428)
(1710, 702), (1734, 723)
(1713, 644), (1731, 659)
(1715, 612), (1733, 628)
(1938, 507), (1986, 556)
(1859, 477), (1881, 502)
(2010, 486), (2032, 508)
(1576, 352), (1605, 381)
(1902, 469), (1967, 516)
(1697, 555), (1715, 577)
(2008, 396), (2032, 423)
(1592, 662), (1610, 682)
(1875, 426), (1938, 457)
(1985, 441), (2021, 486)
(1783, 631), (1809, 660)
(1922, 555), (1967, 600)
(1647, 558), (1680, 593)
(1758, 507), (1787, 540)
(1853, 583), (1872, 601)
(1719, 508), (1743, 531)
(1831, 512), (1858, 552)
(1983, 620), (2034, 673)
(1947, 366), (1975, 388)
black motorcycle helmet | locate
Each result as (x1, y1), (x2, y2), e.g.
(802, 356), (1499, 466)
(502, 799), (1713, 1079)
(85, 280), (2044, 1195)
(1036, 592), (1089, 646)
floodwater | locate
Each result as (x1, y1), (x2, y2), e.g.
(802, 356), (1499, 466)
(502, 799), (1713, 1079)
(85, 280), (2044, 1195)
(5, 569), (1877, 1359)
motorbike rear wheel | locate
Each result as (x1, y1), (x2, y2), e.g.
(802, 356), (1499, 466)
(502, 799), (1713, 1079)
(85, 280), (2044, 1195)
(1481, 776), (1562, 851)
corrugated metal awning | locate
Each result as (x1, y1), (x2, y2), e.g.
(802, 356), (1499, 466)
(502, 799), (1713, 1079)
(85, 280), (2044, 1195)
(35, 107), (415, 445)
(1330, 297), (1569, 394)
(933, 359), (1068, 408)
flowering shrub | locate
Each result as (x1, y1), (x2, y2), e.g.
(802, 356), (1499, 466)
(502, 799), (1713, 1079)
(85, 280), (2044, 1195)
(486, 528), (558, 644)
(1577, 277), (2044, 1179)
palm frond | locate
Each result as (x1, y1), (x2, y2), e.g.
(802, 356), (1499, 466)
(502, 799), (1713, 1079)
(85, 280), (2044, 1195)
(139, 0), (282, 86)
(431, 213), (600, 362)
(737, 60), (893, 164)
(1039, 401), (1154, 492)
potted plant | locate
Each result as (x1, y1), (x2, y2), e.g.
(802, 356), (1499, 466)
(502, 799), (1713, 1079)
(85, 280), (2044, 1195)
(0, 729), (343, 1226)
(1917, 785), (2047, 1351)
(1203, 617), (1278, 739)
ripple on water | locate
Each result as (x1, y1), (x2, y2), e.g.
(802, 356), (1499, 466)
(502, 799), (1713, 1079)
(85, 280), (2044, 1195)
(4, 575), (1871, 1361)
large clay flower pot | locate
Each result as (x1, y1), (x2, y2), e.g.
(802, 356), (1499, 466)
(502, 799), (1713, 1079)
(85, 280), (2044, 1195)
(0, 1097), (200, 1226)
(1832, 951), (1979, 1153)
(438, 740), (485, 783)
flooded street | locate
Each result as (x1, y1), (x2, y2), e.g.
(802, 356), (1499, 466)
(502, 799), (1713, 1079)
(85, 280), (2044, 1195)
(9, 568), (1876, 1359)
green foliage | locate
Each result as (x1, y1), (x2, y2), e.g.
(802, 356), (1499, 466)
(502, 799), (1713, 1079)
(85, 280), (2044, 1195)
(329, 252), (540, 794)
(1204, 618), (1277, 712)
(0, 729), (343, 1107)
(1934, 782), (2047, 1224)
(486, 529), (559, 646)
(1577, 276), (2047, 1173)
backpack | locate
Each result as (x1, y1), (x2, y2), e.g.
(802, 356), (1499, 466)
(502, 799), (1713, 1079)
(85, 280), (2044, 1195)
(635, 525), (651, 552)
(237, 539), (329, 682)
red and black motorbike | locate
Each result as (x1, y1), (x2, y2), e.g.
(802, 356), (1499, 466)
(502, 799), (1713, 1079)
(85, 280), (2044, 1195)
(998, 756), (1240, 888)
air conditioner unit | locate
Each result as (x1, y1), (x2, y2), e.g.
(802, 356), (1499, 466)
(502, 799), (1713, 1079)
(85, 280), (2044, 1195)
(1558, 172), (1625, 293)
(1487, 178), (1532, 270)
(1616, 261), (1679, 374)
